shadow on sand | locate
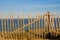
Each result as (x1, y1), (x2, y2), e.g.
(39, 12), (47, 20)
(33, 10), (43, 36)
(46, 32), (60, 40)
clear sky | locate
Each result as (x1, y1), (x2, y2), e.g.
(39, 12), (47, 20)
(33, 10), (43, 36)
(0, 0), (60, 17)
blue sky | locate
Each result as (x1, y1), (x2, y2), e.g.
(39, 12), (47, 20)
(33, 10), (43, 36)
(0, 0), (60, 17)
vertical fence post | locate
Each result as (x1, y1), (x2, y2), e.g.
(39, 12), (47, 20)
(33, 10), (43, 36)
(30, 14), (32, 39)
(33, 16), (35, 38)
(38, 15), (41, 39)
(57, 16), (59, 31)
(1, 15), (3, 32)
(9, 14), (11, 32)
(59, 16), (60, 31)
(28, 14), (31, 39)
(4, 17), (7, 32)
(43, 16), (45, 39)
(21, 13), (24, 38)
(17, 14), (19, 29)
